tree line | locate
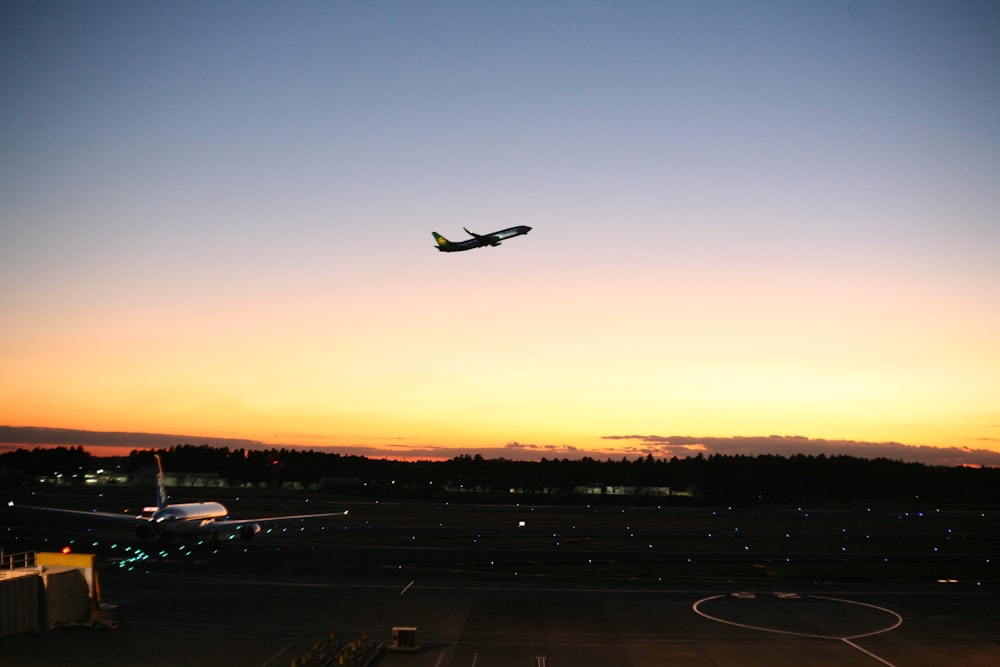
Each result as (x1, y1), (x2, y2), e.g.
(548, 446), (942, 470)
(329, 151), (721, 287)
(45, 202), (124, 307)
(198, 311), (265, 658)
(1, 444), (998, 505)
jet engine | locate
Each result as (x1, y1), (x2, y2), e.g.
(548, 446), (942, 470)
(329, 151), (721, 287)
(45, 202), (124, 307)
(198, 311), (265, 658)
(134, 522), (159, 542)
(237, 523), (262, 542)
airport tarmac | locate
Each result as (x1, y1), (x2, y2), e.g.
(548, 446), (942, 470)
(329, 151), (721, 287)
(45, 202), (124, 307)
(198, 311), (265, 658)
(2, 492), (998, 666)
(2, 568), (997, 666)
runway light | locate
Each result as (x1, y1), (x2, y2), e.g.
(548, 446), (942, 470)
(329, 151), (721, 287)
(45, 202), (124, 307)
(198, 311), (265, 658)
(61, 546), (71, 554)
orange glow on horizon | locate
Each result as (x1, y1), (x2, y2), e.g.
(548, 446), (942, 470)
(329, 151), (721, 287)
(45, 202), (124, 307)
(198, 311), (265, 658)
(2, 3), (999, 471)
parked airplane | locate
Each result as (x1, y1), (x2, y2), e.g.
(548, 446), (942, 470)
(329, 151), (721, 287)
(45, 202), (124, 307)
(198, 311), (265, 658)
(7, 455), (347, 543)
(432, 225), (532, 252)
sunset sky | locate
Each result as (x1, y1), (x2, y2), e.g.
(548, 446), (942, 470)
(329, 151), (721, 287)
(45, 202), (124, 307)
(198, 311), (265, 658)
(2, 2), (998, 464)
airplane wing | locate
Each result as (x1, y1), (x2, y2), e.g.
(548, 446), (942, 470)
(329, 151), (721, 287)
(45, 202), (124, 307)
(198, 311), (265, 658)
(8, 502), (147, 525)
(9, 501), (346, 525)
(463, 227), (485, 238)
(210, 510), (348, 527)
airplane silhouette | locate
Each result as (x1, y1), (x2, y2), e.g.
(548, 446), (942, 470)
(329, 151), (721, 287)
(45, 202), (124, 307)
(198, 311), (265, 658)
(7, 454), (347, 543)
(432, 226), (531, 252)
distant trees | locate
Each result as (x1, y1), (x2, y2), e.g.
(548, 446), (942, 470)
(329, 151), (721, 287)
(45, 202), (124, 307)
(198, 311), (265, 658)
(1, 445), (998, 505)
(0, 445), (89, 476)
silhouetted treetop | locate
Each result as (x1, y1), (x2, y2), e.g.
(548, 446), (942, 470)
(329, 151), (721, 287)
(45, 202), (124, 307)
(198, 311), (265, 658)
(1, 446), (997, 505)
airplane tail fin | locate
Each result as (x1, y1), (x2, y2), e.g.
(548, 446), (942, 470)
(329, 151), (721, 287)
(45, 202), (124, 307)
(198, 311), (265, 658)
(432, 232), (451, 250)
(154, 454), (167, 510)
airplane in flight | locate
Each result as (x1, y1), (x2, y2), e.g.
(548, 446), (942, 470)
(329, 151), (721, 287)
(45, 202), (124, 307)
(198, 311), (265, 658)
(432, 225), (532, 252)
(7, 454), (347, 543)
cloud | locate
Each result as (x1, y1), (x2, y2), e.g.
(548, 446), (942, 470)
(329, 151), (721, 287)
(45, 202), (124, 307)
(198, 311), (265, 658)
(0, 426), (264, 451)
(0, 427), (579, 462)
(3, 426), (998, 467)
(600, 434), (1000, 467)
(505, 441), (579, 453)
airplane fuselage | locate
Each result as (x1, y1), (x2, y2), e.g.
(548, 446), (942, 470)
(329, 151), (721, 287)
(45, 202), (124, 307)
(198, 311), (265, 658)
(433, 225), (531, 252)
(152, 502), (228, 523)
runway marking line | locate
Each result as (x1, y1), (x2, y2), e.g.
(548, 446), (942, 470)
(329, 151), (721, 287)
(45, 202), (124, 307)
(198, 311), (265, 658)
(693, 592), (903, 667)
(810, 595), (903, 639)
(258, 643), (290, 667)
(842, 638), (897, 667)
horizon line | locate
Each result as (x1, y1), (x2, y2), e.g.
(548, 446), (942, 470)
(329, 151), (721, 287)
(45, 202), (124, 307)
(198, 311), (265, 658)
(2, 425), (999, 468)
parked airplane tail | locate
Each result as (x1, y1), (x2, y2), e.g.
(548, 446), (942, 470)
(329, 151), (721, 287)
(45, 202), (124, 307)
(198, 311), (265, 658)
(154, 454), (168, 511)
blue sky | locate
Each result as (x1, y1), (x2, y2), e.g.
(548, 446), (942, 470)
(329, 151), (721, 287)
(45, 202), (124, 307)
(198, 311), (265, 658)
(2, 1), (999, 464)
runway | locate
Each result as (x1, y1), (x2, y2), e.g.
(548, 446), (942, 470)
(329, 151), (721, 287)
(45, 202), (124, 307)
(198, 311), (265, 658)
(2, 494), (998, 665)
(3, 566), (998, 666)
